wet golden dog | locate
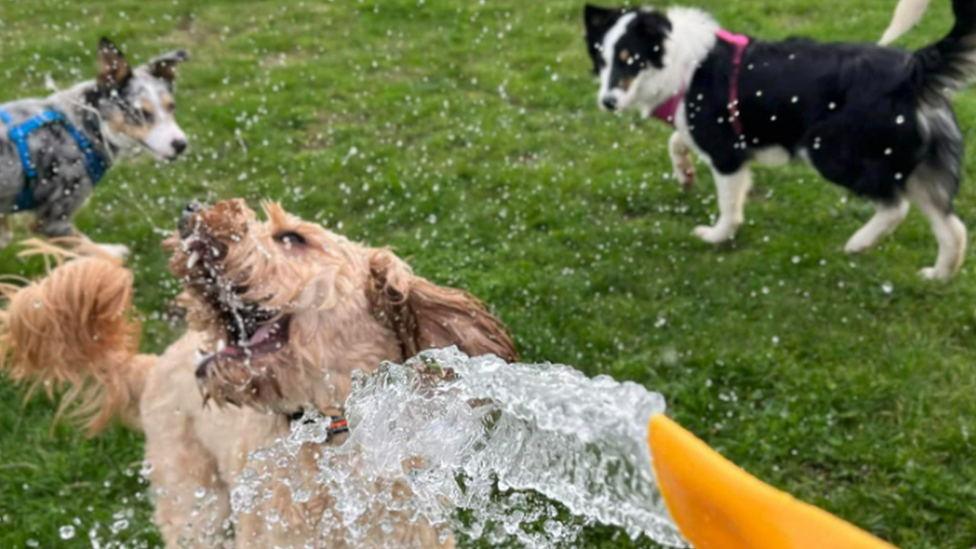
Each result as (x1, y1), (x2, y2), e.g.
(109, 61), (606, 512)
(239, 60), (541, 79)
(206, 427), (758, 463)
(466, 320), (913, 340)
(0, 199), (517, 548)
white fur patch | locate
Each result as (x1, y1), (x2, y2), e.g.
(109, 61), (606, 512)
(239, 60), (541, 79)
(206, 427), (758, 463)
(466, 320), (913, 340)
(753, 146), (792, 167)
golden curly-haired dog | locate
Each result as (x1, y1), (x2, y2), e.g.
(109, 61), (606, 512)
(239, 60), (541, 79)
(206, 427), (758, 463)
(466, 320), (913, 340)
(0, 199), (517, 548)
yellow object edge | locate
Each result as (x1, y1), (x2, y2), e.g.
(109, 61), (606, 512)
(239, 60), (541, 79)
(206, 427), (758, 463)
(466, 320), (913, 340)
(647, 414), (900, 549)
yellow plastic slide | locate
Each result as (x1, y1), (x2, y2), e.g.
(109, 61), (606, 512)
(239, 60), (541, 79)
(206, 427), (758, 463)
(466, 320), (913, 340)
(648, 415), (899, 549)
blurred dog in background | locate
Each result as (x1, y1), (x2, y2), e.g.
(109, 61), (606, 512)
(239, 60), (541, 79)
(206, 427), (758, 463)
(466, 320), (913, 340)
(584, 0), (976, 279)
(0, 38), (189, 258)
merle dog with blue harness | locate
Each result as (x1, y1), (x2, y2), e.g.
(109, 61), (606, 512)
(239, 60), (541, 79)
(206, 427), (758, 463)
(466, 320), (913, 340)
(0, 109), (107, 213)
(0, 37), (189, 257)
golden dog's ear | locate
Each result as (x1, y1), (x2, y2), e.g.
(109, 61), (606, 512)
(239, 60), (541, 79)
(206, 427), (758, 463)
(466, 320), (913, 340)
(367, 250), (518, 363)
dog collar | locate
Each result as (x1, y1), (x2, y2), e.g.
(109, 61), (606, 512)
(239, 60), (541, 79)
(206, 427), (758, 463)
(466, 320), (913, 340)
(651, 92), (685, 125)
(715, 29), (751, 136)
(287, 407), (350, 438)
(649, 30), (750, 134)
(0, 107), (109, 211)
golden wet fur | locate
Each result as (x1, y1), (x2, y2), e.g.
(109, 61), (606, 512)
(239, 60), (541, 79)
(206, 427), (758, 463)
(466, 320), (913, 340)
(0, 200), (517, 548)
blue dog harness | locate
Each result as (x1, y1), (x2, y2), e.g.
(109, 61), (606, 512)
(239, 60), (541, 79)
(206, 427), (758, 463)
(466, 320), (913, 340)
(0, 108), (108, 211)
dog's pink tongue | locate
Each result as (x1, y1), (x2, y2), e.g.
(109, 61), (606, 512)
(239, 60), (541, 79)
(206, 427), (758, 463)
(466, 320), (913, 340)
(248, 322), (277, 346)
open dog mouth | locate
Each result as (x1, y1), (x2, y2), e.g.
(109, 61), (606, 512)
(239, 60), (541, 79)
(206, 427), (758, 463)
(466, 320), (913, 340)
(182, 233), (292, 377)
(174, 218), (291, 379)
(195, 313), (291, 379)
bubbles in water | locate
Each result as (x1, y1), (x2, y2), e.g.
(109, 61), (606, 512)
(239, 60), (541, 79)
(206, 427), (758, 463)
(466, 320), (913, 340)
(58, 525), (76, 540)
(233, 347), (685, 548)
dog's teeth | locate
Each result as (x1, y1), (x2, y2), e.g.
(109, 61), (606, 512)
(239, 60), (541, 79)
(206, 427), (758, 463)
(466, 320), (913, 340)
(217, 339), (226, 353)
(187, 251), (200, 270)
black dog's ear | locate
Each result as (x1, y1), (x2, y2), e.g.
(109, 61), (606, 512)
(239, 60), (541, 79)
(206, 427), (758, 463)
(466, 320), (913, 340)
(584, 4), (620, 34)
(97, 37), (132, 91)
(584, 5), (623, 74)
(636, 10), (672, 36)
(145, 50), (190, 83)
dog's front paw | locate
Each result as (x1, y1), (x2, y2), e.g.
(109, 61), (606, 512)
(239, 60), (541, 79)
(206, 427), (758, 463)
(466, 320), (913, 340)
(97, 243), (131, 260)
(693, 225), (734, 244)
(674, 166), (696, 188)
(918, 267), (951, 281)
(843, 234), (873, 254)
(672, 158), (696, 189)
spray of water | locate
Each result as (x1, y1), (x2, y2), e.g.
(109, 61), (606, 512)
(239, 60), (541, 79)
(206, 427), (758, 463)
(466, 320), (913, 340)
(231, 347), (687, 548)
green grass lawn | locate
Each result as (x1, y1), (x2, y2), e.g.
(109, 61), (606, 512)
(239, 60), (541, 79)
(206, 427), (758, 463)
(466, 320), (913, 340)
(1, 0), (975, 547)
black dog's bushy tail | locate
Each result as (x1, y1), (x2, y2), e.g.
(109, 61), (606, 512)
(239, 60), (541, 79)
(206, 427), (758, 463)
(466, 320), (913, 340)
(913, 0), (976, 102)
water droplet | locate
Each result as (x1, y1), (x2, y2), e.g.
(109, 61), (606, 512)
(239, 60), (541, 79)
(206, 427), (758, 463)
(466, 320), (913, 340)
(881, 281), (894, 294)
(59, 525), (76, 540)
(791, 255), (801, 264)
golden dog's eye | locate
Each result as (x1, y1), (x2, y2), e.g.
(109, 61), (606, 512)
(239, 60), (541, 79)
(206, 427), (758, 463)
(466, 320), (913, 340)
(275, 231), (306, 246)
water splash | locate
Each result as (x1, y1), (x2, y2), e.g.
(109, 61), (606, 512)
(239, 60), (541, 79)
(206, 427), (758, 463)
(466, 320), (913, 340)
(233, 347), (686, 548)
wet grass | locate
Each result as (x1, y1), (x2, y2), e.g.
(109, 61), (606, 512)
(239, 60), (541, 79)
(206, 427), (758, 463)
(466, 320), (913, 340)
(1, 0), (975, 547)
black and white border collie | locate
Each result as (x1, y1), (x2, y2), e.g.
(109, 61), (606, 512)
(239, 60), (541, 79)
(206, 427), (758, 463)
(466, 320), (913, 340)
(585, 0), (976, 280)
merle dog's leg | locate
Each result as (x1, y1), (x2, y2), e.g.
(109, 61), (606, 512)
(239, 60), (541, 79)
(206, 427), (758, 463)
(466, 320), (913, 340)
(669, 132), (696, 188)
(35, 190), (130, 259)
(844, 198), (911, 254)
(0, 215), (12, 249)
(694, 165), (752, 243)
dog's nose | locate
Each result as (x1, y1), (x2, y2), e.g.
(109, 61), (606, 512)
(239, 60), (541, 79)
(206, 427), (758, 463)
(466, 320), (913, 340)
(171, 139), (188, 156)
(184, 200), (204, 215)
(601, 96), (618, 111)
(179, 200), (205, 238)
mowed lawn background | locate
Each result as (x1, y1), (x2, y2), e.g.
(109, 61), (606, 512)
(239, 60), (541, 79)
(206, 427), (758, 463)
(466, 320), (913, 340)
(0, 0), (974, 547)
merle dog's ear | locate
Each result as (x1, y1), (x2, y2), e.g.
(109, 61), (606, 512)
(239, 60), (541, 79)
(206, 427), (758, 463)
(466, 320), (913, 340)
(145, 50), (190, 83)
(97, 37), (132, 91)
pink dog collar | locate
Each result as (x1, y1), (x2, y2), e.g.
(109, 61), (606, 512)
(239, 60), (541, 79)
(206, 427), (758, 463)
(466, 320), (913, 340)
(651, 92), (685, 125)
(651, 29), (751, 133)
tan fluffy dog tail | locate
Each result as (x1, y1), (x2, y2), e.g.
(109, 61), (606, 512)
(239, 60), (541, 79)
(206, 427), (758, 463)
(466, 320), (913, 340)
(0, 239), (154, 434)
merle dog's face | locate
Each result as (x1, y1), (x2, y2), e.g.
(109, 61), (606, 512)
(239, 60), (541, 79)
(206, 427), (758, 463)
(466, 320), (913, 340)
(584, 5), (671, 112)
(93, 38), (190, 161)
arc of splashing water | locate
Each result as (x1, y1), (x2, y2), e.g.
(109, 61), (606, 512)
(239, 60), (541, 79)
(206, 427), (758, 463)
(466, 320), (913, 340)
(647, 415), (899, 549)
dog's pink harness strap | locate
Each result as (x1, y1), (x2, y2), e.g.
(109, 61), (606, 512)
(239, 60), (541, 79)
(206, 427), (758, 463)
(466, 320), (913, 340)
(716, 29), (751, 136)
(651, 93), (685, 125)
